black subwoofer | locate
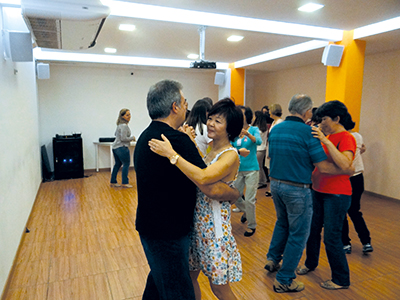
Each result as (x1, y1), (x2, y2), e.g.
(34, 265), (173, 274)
(53, 136), (84, 180)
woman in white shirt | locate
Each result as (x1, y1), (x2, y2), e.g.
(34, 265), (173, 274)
(186, 99), (213, 156)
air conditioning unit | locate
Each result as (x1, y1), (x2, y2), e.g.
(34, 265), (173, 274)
(21, 0), (111, 50)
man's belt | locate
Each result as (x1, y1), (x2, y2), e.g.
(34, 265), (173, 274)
(270, 177), (310, 189)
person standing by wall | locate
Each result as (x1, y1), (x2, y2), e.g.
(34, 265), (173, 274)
(110, 108), (136, 188)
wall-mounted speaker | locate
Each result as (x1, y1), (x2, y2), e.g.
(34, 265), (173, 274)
(3, 31), (33, 62)
(214, 72), (225, 86)
(37, 63), (50, 79)
(321, 44), (344, 67)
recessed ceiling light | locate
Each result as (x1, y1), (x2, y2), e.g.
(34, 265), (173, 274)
(227, 35), (244, 42)
(298, 3), (324, 12)
(119, 24), (136, 31)
(187, 54), (199, 59)
(104, 48), (117, 53)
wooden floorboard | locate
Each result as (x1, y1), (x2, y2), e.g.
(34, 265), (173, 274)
(3, 170), (400, 300)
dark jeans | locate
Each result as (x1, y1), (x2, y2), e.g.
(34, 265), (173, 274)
(110, 146), (130, 184)
(140, 234), (195, 300)
(342, 173), (371, 245)
(305, 190), (351, 286)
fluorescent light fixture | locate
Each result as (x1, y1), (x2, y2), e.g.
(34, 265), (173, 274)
(0, 0), (21, 5)
(100, 0), (112, 6)
(234, 40), (329, 68)
(227, 35), (244, 42)
(104, 48), (117, 53)
(33, 48), (230, 70)
(119, 24), (136, 31)
(187, 54), (199, 59)
(298, 3), (324, 12)
(354, 16), (400, 39)
(110, 1), (342, 41)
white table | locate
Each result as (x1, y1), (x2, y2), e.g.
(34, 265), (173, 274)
(93, 141), (136, 173)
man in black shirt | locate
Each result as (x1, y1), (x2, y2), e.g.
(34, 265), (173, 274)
(134, 80), (239, 299)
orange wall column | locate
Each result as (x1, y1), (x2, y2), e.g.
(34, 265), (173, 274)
(229, 64), (245, 105)
(325, 30), (366, 132)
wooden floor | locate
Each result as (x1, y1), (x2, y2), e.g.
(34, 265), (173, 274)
(3, 170), (400, 300)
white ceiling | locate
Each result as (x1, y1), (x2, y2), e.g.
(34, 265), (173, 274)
(42, 0), (400, 72)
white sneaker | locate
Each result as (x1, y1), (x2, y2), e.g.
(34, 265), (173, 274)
(232, 208), (242, 213)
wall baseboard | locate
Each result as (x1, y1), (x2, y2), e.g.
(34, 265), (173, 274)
(364, 190), (399, 202)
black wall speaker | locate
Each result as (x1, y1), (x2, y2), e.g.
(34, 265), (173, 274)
(53, 136), (84, 180)
(321, 44), (345, 67)
(3, 31), (33, 62)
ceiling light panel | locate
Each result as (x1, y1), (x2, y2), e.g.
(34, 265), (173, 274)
(33, 48), (230, 70)
(227, 35), (244, 42)
(187, 54), (199, 59)
(298, 3), (324, 12)
(110, 1), (343, 41)
(119, 24), (135, 31)
(0, 0), (21, 5)
(104, 47), (117, 53)
(353, 16), (400, 39)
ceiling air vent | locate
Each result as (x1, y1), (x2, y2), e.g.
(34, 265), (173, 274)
(21, 0), (110, 50)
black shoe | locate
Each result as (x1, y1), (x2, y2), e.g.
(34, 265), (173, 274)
(265, 191), (272, 197)
(241, 214), (247, 223)
(244, 228), (256, 237)
(363, 243), (373, 253)
(258, 184), (268, 189)
(343, 244), (352, 254)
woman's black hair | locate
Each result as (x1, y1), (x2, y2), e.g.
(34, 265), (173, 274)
(186, 99), (212, 135)
(238, 106), (253, 125)
(208, 98), (243, 141)
(315, 100), (355, 130)
(311, 107), (319, 124)
(252, 111), (268, 132)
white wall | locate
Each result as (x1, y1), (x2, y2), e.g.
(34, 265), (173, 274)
(37, 65), (219, 170)
(0, 8), (41, 294)
(246, 64), (327, 116)
(247, 51), (400, 200)
(360, 50), (400, 199)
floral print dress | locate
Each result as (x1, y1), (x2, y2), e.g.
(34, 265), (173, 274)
(189, 148), (242, 285)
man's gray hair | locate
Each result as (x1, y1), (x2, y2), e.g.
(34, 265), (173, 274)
(147, 80), (183, 120)
(288, 94), (313, 115)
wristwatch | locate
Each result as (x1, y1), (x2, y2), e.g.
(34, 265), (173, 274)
(169, 154), (180, 165)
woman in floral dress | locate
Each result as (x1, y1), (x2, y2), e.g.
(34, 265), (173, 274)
(149, 98), (243, 300)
